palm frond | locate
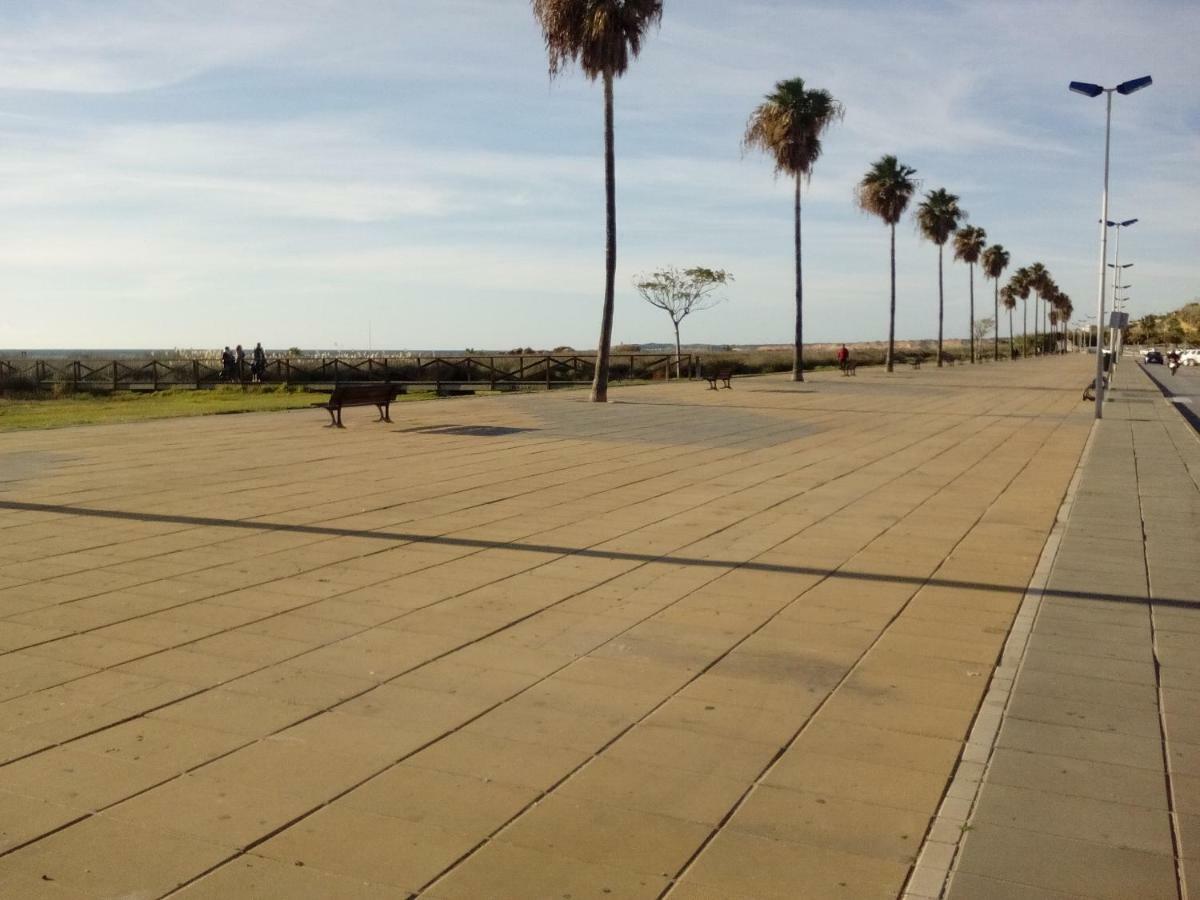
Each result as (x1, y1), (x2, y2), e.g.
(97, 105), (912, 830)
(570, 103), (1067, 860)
(532, 0), (663, 80)
(981, 244), (1010, 280)
(953, 225), (987, 264)
(743, 78), (845, 180)
(915, 188), (965, 246)
(855, 155), (920, 225)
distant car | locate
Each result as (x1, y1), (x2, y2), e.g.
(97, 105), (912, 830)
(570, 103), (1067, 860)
(1144, 350), (1163, 364)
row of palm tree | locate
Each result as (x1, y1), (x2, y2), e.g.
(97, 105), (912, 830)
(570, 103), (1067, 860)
(531, 1), (1071, 398)
(1000, 264), (1075, 358)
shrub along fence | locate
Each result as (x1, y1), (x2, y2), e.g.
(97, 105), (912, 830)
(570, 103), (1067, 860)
(0, 353), (698, 394)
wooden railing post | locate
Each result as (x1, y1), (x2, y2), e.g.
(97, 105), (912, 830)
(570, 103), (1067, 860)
(152, 360), (159, 392)
(112, 361), (119, 392)
(545, 357), (551, 390)
(194, 359), (200, 389)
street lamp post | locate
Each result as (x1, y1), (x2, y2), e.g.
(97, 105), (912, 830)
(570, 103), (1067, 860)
(1106, 219), (1136, 366)
(1069, 75), (1151, 419)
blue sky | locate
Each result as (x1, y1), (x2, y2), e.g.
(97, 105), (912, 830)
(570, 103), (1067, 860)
(0, 0), (1196, 350)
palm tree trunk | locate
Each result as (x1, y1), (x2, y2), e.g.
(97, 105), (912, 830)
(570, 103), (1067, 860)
(1009, 308), (1014, 358)
(887, 223), (896, 373)
(993, 280), (999, 361)
(792, 177), (804, 382)
(1023, 299), (1028, 358)
(936, 244), (944, 367)
(1033, 295), (1040, 355)
(968, 263), (975, 363)
(589, 71), (617, 403)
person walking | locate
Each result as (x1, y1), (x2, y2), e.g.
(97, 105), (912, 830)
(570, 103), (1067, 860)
(220, 346), (235, 382)
(836, 343), (851, 375)
(252, 343), (266, 383)
(235, 345), (246, 383)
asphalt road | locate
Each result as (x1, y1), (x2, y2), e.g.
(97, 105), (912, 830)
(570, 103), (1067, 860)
(1137, 359), (1200, 433)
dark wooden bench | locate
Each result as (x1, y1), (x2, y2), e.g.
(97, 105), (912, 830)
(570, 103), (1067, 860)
(910, 359), (922, 370)
(315, 384), (399, 428)
(840, 361), (857, 376)
(705, 369), (733, 390)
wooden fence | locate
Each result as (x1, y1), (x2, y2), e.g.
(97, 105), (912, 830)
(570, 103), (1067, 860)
(0, 353), (698, 393)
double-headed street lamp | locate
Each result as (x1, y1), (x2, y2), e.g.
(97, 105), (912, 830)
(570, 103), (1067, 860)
(1069, 76), (1152, 419)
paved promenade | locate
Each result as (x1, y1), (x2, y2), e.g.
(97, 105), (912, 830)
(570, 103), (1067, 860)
(943, 362), (1200, 900)
(0, 355), (1166, 899)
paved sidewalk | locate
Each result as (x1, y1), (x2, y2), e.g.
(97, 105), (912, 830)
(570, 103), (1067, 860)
(945, 363), (1200, 899)
(0, 359), (1095, 899)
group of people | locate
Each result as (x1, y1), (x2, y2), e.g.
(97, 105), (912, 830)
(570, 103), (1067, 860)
(220, 343), (268, 383)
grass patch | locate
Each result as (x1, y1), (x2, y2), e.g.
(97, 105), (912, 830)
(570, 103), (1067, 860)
(1, 386), (324, 432)
(0, 385), (531, 433)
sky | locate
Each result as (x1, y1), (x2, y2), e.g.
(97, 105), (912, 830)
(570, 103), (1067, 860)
(0, 0), (1197, 351)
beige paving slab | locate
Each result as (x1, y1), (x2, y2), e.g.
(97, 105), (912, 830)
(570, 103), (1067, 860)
(253, 802), (480, 892)
(952, 822), (1178, 900)
(425, 840), (669, 899)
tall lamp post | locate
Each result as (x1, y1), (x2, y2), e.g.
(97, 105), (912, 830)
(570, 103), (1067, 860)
(1106, 218), (1136, 366)
(1109, 266), (1132, 359)
(1069, 75), (1152, 419)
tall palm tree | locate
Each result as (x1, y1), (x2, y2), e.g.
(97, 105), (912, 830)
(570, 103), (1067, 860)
(856, 155), (919, 372)
(1025, 262), (1050, 356)
(743, 79), (844, 382)
(953, 225), (987, 363)
(981, 244), (1010, 361)
(1010, 266), (1032, 358)
(532, 0), (663, 403)
(1058, 296), (1073, 353)
(1039, 277), (1060, 354)
(915, 189), (966, 367)
(1001, 283), (1017, 358)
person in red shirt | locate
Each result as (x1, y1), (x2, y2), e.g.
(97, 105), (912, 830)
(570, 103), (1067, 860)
(836, 344), (850, 375)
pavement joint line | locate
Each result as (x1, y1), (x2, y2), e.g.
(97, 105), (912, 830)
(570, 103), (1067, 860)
(0, 408), (836, 651)
(923, 414), (1099, 900)
(0, 402), (861, 615)
(171, 411), (997, 898)
(9, 381), (990, 882)
(409, 399), (1055, 896)
(0, 405), (830, 578)
(652, 410), (1073, 900)
(373, 406), (1026, 897)
(0, 406), (894, 753)
(0, 399), (910, 709)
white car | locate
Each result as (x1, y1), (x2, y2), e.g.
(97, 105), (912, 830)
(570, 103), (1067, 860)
(1181, 349), (1200, 367)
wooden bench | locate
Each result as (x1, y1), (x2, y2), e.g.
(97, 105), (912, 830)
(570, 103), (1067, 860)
(841, 361), (857, 376)
(705, 369), (733, 390)
(315, 384), (399, 428)
(910, 359), (922, 370)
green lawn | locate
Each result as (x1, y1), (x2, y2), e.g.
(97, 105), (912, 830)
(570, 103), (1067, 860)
(0, 386), (334, 432)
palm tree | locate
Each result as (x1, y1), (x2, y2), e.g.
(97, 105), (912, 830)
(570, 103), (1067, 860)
(915, 189), (966, 367)
(1057, 296), (1073, 353)
(1039, 277), (1060, 354)
(531, 0), (663, 403)
(856, 155), (919, 372)
(953, 225), (987, 363)
(1026, 262), (1050, 356)
(1001, 284), (1017, 358)
(981, 244), (1010, 361)
(743, 79), (844, 382)
(1010, 266), (1032, 358)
